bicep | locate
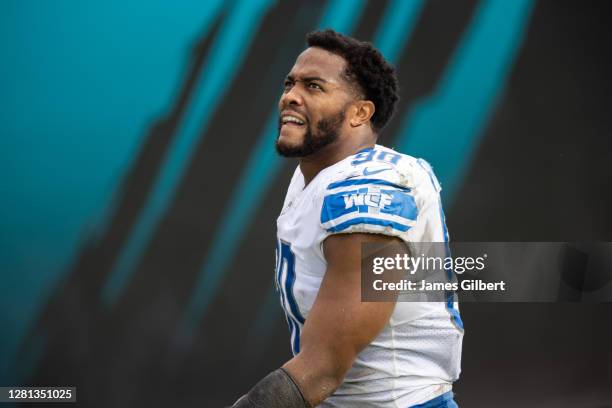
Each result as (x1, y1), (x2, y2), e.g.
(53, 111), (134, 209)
(302, 233), (396, 360)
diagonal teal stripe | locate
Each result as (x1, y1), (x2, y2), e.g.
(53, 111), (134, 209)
(394, 0), (535, 204)
(101, 0), (274, 306)
(373, 0), (425, 64)
(317, 0), (366, 33)
(1, 1), (229, 385)
(181, 0), (368, 333)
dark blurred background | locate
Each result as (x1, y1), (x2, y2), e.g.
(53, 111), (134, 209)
(1, 0), (611, 406)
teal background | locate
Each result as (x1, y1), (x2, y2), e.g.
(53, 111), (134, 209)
(1, 0), (610, 406)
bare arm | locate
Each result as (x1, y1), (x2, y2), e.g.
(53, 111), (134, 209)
(282, 233), (400, 406)
(229, 232), (402, 408)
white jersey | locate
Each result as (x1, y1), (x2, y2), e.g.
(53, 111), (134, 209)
(275, 145), (464, 407)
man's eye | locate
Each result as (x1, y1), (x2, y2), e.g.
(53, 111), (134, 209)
(284, 81), (294, 89)
(308, 82), (322, 90)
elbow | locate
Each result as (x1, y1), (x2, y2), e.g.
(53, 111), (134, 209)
(314, 370), (343, 397)
(299, 369), (342, 406)
(284, 353), (348, 405)
(306, 351), (348, 394)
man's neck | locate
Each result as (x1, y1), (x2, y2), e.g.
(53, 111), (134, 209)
(299, 138), (375, 186)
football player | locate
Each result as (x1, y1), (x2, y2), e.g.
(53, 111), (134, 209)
(230, 29), (463, 408)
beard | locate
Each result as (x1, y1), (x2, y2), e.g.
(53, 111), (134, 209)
(275, 109), (346, 158)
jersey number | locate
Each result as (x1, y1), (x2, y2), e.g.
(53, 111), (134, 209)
(275, 240), (305, 355)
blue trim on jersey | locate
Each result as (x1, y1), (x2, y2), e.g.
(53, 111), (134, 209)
(327, 217), (411, 233)
(417, 160), (464, 331)
(393, 191), (419, 222)
(292, 320), (301, 355)
(283, 248), (305, 325)
(321, 188), (417, 225)
(410, 391), (457, 408)
(275, 241), (291, 330)
(276, 241), (304, 355)
(277, 241), (305, 324)
(446, 293), (463, 330)
(356, 146), (374, 154)
(287, 318), (296, 355)
(327, 178), (411, 191)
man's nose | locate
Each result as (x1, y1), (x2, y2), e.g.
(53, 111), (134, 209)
(280, 85), (304, 108)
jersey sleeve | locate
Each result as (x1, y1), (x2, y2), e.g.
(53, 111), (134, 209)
(319, 168), (418, 238)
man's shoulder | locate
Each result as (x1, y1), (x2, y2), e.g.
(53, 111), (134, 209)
(321, 145), (436, 195)
(314, 146), (437, 236)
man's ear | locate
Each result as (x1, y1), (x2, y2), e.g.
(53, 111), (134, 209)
(349, 101), (375, 127)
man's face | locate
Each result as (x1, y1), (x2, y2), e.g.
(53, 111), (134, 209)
(276, 47), (354, 157)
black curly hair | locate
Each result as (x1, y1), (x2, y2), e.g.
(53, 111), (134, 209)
(306, 29), (399, 133)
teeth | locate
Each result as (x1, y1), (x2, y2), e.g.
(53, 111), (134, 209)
(282, 115), (304, 125)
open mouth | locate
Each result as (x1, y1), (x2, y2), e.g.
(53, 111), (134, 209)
(280, 114), (306, 127)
